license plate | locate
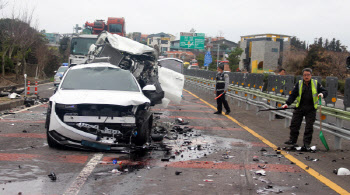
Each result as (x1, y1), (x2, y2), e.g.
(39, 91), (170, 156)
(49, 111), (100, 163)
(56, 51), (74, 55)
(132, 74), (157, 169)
(81, 140), (111, 150)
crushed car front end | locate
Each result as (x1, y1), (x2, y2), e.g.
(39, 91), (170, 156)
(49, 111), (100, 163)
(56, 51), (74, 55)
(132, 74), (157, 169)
(46, 63), (153, 151)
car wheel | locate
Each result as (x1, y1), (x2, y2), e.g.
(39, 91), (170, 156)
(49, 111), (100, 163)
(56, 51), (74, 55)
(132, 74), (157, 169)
(45, 103), (60, 148)
(134, 118), (151, 146)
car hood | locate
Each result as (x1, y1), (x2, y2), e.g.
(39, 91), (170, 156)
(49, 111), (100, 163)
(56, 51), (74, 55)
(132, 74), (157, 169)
(50, 90), (150, 106)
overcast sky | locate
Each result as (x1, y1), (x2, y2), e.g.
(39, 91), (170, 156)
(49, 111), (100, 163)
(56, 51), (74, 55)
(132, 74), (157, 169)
(2, 0), (350, 48)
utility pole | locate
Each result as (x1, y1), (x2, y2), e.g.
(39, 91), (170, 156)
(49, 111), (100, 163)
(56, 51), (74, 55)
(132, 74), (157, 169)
(217, 44), (220, 68)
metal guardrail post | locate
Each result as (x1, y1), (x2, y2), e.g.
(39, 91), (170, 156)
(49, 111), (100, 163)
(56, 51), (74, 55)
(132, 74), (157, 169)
(335, 118), (343, 149)
(269, 100), (276, 121)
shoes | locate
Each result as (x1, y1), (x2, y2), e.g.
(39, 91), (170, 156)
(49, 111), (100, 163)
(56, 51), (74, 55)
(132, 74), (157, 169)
(275, 115), (285, 119)
(213, 111), (222, 115)
(284, 140), (296, 145)
(225, 111), (230, 115)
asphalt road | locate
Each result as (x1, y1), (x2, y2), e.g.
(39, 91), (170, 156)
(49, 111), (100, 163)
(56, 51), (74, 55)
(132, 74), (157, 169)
(0, 82), (349, 195)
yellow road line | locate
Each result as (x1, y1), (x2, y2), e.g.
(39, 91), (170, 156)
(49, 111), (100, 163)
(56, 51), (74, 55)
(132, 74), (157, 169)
(184, 89), (350, 195)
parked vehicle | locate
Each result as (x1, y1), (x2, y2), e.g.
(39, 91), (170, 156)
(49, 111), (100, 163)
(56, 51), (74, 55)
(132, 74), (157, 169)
(187, 65), (199, 70)
(54, 63), (69, 86)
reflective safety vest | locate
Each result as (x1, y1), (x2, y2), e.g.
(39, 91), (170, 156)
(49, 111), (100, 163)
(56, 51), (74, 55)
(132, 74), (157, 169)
(296, 79), (318, 109)
(216, 72), (227, 91)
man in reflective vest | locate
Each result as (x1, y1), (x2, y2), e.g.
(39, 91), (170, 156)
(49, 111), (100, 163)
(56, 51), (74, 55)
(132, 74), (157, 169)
(282, 68), (328, 149)
(214, 63), (231, 115)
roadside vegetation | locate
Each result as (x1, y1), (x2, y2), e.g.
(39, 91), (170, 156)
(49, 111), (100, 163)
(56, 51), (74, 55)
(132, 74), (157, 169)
(0, 2), (64, 86)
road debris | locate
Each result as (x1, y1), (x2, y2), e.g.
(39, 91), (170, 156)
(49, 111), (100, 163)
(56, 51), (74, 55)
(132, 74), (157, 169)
(175, 171), (182, 175)
(48, 172), (57, 181)
(333, 167), (350, 175)
(255, 170), (266, 176)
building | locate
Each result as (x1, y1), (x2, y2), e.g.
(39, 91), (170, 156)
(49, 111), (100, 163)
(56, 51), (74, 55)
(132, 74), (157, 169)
(239, 33), (291, 72)
(209, 38), (238, 58)
(166, 51), (195, 62)
(44, 33), (60, 47)
(147, 32), (176, 56)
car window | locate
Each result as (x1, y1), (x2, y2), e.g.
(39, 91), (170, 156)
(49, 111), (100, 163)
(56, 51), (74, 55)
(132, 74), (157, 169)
(61, 66), (140, 91)
(158, 59), (183, 73)
(57, 66), (68, 72)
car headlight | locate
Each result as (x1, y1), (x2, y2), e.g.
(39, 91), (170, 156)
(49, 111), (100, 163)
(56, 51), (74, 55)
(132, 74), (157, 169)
(56, 103), (77, 110)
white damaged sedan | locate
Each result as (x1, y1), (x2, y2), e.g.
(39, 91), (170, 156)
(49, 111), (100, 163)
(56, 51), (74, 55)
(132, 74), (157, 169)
(46, 63), (155, 151)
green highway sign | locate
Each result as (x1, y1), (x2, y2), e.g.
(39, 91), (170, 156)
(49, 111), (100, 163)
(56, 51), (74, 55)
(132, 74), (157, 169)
(180, 32), (205, 49)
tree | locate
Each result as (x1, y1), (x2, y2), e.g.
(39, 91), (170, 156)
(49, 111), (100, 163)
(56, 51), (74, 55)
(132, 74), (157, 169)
(317, 37), (323, 48)
(208, 57), (217, 71)
(196, 53), (204, 67)
(302, 44), (324, 72)
(313, 50), (349, 79)
(227, 47), (243, 72)
(290, 36), (306, 50)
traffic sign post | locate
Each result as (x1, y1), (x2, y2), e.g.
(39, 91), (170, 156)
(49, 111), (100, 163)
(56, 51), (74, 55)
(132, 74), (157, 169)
(180, 32), (205, 50)
(204, 51), (212, 68)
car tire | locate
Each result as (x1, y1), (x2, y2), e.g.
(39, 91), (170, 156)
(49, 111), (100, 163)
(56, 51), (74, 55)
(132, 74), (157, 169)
(45, 103), (60, 149)
(134, 118), (151, 146)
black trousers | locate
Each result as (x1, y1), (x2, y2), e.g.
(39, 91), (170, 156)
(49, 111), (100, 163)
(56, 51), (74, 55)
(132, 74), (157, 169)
(216, 91), (230, 113)
(289, 108), (316, 146)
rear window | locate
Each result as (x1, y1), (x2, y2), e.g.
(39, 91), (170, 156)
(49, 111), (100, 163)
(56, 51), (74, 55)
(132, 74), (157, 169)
(61, 66), (140, 92)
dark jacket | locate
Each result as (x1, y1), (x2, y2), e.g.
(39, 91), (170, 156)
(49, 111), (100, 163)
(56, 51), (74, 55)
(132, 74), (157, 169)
(286, 79), (328, 110)
(215, 72), (229, 92)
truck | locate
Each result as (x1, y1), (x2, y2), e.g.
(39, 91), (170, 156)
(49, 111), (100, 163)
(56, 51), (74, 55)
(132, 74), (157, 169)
(84, 17), (126, 36)
(69, 34), (98, 65)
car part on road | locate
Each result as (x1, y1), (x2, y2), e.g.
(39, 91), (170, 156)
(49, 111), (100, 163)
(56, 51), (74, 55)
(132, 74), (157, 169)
(48, 172), (57, 181)
(334, 167), (350, 175)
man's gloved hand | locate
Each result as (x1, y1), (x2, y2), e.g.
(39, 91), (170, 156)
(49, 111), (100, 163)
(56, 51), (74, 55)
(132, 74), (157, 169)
(318, 93), (324, 98)
(282, 104), (288, 109)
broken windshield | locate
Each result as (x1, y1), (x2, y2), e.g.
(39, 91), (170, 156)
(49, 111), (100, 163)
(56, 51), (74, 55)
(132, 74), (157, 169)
(70, 37), (98, 55)
(61, 66), (140, 91)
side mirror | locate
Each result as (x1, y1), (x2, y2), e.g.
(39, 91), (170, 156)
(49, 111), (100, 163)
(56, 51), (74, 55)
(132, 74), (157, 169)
(142, 85), (156, 91)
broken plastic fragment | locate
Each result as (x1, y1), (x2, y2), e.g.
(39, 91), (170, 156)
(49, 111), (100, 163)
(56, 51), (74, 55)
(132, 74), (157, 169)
(48, 172), (57, 181)
(334, 167), (350, 175)
(255, 170), (266, 176)
(203, 179), (213, 182)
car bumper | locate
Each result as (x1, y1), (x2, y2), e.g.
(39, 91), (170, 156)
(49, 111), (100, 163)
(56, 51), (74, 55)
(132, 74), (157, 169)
(48, 104), (138, 150)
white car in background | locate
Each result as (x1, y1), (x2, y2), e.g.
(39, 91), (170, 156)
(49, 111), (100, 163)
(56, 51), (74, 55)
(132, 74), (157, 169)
(54, 64), (69, 86)
(46, 63), (155, 150)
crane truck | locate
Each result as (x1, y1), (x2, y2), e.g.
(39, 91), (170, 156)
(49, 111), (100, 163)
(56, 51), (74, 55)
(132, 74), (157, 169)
(85, 17), (126, 36)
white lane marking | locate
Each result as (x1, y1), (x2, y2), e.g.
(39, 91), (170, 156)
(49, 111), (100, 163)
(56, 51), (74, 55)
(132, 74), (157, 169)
(1, 103), (48, 119)
(64, 153), (104, 195)
(48, 87), (54, 90)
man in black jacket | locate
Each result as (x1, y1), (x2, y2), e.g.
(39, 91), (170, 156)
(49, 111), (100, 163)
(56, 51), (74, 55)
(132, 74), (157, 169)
(214, 63), (230, 115)
(282, 68), (328, 148)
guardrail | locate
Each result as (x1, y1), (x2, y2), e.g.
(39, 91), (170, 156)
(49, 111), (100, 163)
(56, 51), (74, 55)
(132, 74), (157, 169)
(185, 74), (350, 150)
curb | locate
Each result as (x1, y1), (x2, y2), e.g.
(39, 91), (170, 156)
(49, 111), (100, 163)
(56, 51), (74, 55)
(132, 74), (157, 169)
(0, 79), (51, 112)
(0, 79), (51, 92)
(0, 98), (24, 112)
